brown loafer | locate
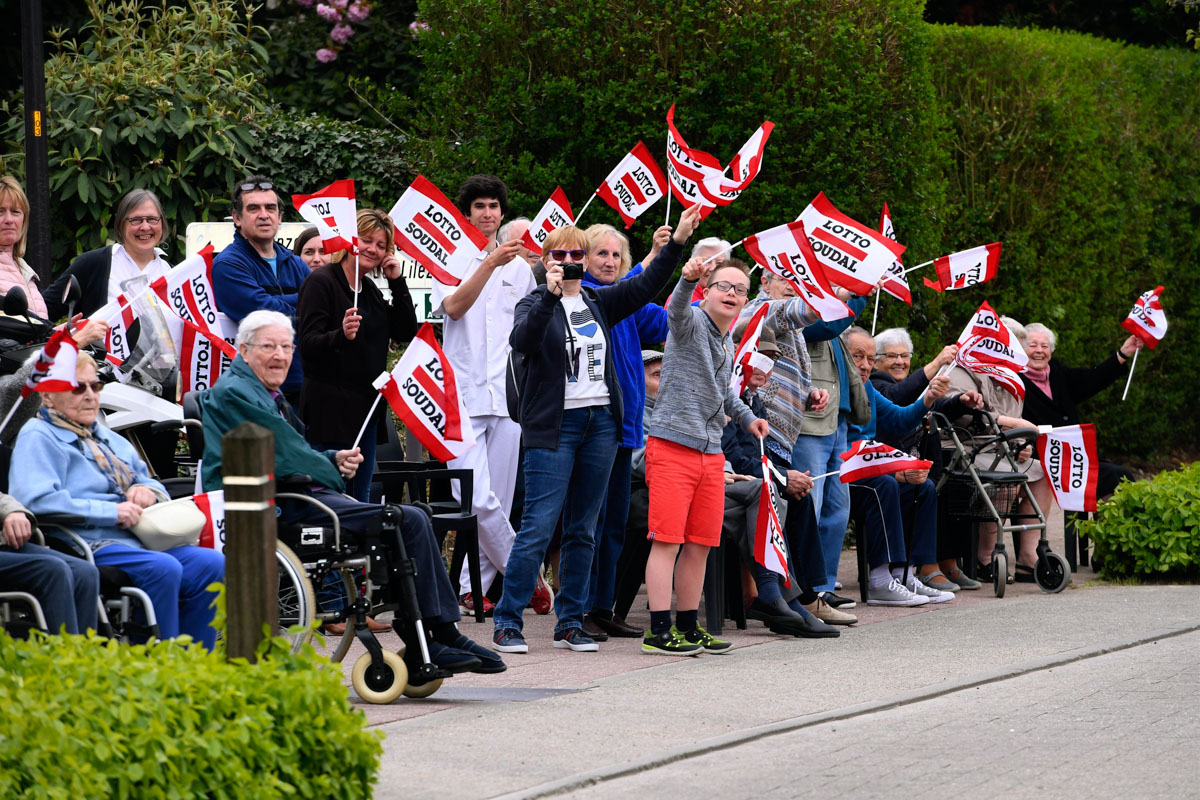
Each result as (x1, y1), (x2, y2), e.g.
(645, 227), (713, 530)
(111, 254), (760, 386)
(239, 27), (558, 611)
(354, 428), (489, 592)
(591, 613), (644, 638)
(581, 614), (610, 642)
(322, 621), (346, 636)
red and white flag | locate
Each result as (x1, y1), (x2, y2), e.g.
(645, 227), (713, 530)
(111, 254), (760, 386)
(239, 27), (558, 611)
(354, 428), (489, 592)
(923, 242), (1001, 292)
(1121, 286), (1168, 349)
(89, 293), (137, 367)
(390, 175), (489, 287)
(839, 439), (932, 483)
(23, 329), (79, 397)
(195, 490), (226, 551)
(164, 314), (237, 395)
(374, 323), (476, 462)
(522, 187), (575, 255)
(665, 105), (720, 218)
(1036, 424), (1100, 512)
(754, 454), (790, 588)
(596, 142), (668, 228)
(730, 303), (772, 396)
(955, 301), (1027, 371)
(878, 204), (911, 305)
(725, 121), (774, 190)
(796, 192), (905, 297)
(150, 244), (220, 334)
(292, 178), (358, 256)
(955, 339), (1025, 401)
(742, 221), (852, 322)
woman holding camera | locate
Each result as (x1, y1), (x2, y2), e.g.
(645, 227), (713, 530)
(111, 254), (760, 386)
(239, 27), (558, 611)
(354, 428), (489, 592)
(491, 205), (701, 655)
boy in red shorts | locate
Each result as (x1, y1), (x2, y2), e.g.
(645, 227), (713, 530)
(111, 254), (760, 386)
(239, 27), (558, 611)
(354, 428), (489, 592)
(643, 258), (768, 654)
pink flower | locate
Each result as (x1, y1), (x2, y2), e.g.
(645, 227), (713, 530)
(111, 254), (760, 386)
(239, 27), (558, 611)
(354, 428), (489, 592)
(315, 3), (341, 21)
(346, 1), (370, 23)
(408, 19), (430, 34)
(330, 23), (355, 44)
(332, 0), (348, 8)
(316, 47), (338, 63)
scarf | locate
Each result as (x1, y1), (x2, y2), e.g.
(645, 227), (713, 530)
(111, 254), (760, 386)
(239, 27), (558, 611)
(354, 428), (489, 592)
(41, 407), (135, 494)
(1023, 363), (1052, 399)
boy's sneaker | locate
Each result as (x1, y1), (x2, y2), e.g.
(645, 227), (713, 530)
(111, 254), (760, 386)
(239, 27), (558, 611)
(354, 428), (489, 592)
(683, 625), (733, 654)
(553, 627), (599, 652)
(907, 575), (954, 604)
(642, 626), (704, 656)
(867, 578), (930, 607)
(492, 628), (528, 654)
(531, 569), (554, 615)
(459, 593), (494, 617)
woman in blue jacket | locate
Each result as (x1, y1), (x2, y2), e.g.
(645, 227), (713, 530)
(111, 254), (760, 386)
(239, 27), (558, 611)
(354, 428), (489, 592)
(492, 206), (700, 655)
(579, 224), (669, 640)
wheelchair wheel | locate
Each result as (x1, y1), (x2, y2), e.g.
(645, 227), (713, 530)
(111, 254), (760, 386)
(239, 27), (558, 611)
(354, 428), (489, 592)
(992, 552), (1008, 598)
(1036, 551), (1070, 594)
(403, 677), (444, 699)
(352, 650), (407, 704)
(276, 543), (316, 653)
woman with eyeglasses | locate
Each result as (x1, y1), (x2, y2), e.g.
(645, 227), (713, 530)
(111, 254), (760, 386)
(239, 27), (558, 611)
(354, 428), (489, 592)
(46, 189), (172, 320)
(8, 352), (225, 648)
(491, 205), (702, 655)
(296, 209), (419, 502)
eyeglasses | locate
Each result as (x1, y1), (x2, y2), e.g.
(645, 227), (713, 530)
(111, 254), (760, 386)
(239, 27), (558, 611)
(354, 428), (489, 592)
(238, 180), (275, 193)
(70, 381), (104, 395)
(548, 249), (587, 261)
(709, 280), (749, 297)
(852, 352), (877, 365)
(251, 342), (294, 354)
(126, 216), (163, 226)
(880, 352), (912, 362)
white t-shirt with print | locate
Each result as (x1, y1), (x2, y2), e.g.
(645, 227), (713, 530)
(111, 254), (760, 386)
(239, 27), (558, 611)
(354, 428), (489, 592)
(561, 293), (610, 408)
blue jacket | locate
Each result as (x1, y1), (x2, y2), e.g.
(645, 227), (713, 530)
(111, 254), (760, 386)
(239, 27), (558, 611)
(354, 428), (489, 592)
(581, 264), (669, 448)
(212, 231), (311, 393)
(9, 415), (168, 549)
(848, 380), (928, 444)
(802, 296), (866, 419)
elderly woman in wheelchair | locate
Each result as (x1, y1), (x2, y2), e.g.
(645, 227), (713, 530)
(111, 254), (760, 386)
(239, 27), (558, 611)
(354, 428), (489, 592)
(8, 352), (225, 648)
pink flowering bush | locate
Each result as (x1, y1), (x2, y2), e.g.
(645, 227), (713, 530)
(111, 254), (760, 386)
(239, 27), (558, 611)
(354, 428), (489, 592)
(298, 0), (371, 61)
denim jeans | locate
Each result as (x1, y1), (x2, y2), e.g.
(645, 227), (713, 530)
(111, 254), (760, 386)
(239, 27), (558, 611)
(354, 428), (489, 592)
(587, 446), (632, 614)
(850, 476), (938, 568)
(791, 421), (849, 592)
(495, 406), (618, 635)
(311, 414), (378, 503)
(0, 543), (99, 634)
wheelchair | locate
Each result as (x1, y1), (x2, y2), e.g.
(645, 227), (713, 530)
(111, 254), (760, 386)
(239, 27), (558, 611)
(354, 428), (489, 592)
(933, 409), (1070, 597)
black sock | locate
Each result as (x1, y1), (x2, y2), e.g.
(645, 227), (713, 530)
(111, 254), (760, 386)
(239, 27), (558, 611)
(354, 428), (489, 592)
(676, 609), (698, 633)
(431, 622), (459, 645)
(798, 588), (818, 605)
(650, 610), (672, 636)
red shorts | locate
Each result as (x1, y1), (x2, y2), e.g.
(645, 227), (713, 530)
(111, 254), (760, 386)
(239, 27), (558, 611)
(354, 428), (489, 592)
(645, 436), (726, 547)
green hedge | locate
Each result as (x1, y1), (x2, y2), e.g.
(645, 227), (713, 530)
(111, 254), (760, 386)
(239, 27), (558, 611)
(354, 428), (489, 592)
(1077, 461), (1200, 581)
(0, 626), (382, 799)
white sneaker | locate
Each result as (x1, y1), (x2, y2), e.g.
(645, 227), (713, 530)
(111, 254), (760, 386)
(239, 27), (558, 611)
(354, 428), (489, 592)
(907, 575), (954, 604)
(867, 578), (930, 607)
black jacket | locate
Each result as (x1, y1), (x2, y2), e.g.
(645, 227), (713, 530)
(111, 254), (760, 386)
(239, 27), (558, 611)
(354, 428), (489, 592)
(1019, 353), (1127, 428)
(721, 392), (788, 487)
(45, 246), (113, 321)
(509, 239), (683, 450)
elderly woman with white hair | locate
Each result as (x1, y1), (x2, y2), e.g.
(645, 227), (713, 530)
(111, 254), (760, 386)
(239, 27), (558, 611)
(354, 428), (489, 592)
(871, 327), (958, 404)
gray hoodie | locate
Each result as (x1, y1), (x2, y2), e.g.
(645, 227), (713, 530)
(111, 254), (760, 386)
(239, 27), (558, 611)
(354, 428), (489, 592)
(648, 276), (756, 454)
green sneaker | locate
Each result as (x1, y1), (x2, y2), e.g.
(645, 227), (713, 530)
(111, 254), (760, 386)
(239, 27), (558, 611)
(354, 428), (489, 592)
(683, 625), (733, 654)
(641, 626), (704, 656)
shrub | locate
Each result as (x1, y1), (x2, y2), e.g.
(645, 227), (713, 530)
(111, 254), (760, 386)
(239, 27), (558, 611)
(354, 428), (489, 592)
(0, 601), (382, 798)
(0, 0), (270, 269)
(1077, 462), (1200, 582)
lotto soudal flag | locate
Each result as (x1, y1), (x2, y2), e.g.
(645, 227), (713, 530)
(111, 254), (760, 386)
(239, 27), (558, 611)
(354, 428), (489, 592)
(164, 314), (237, 395)
(742, 221), (852, 322)
(390, 175), (489, 287)
(292, 178), (358, 255)
(596, 142), (668, 228)
(878, 204), (911, 305)
(726, 121), (775, 189)
(195, 490), (226, 551)
(149, 244), (220, 334)
(665, 105), (719, 218)
(91, 293), (137, 366)
(23, 329), (79, 396)
(730, 303), (771, 396)
(1121, 286), (1168, 349)
(522, 187), (575, 254)
(955, 339), (1026, 401)
(1036, 424), (1100, 512)
(839, 439), (933, 483)
(923, 242), (1001, 292)
(796, 193), (904, 296)
(754, 454), (791, 588)
(955, 301), (1028, 371)
(374, 323), (476, 462)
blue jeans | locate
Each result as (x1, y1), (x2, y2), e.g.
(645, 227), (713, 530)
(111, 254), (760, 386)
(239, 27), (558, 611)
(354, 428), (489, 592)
(791, 421), (849, 593)
(312, 413), (379, 503)
(495, 406), (618, 635)
(587, 446), (632, 614)
(0, 543), (100, 634)
(850, 476), (938, 568)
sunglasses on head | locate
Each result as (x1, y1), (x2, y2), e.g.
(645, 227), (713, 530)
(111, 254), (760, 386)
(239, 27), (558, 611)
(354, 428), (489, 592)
(548, 249), (587, 261)
(238, 180), (274, 193)
(71, 381), (103, 395)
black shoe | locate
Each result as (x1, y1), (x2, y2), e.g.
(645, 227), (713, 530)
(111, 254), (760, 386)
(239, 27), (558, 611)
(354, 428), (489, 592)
(788, 609), (841, 639)
(1014, 564), (1037, 583)
(425, 640), (483, 673)
(747, 596), (804, 625)
(976, 560), (995, 582)
(581, 614), (610, 642)
(819, 591), (857, 609)
(589, 611), (644, 638)
(448, 634), (507, 674)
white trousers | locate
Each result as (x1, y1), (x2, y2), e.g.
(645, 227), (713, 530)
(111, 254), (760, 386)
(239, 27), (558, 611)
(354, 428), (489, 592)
(449, 414), (522, 595)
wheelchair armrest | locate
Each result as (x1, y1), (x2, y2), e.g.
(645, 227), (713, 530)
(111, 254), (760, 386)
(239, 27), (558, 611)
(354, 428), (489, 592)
(37, 512), (89, 527)
(276, 474), (314, 492)
(37, 524), (95, 564)
(149, 419), (203, 434)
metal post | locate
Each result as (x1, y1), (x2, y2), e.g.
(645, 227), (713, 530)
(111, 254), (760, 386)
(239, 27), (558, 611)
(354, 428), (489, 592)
(222, 422), (277, 662)
(20, 0), (51, 283)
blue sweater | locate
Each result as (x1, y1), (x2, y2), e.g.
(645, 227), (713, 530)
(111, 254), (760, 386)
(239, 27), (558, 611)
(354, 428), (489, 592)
(848, 380), (928, 444)
(802, 296), (866, 418)
(581, 265), (669, 448)
(212, 231), (311, 393)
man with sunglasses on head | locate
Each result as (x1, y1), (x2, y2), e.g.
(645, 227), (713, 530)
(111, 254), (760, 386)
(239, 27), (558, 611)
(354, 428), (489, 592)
(429, 175), (541, 617)
(212, 175), (312, 408)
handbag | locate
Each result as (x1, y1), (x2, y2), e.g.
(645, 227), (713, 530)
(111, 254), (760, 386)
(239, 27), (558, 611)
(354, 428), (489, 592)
(131, 497), (206, 551)
(505, 349), (528, 424)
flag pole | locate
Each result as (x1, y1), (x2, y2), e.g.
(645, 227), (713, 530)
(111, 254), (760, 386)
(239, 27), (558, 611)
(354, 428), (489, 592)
(917, 363), (953, 403)
(0, 401), (23, 439)
(665, 185), (672, 226)
(1120, 347), (1139, 401)
(352, 269), (360, 317)
(701, 239), (744, 265)
(902, 258), (934, 275)
(870, 291), (881, 337)
(351, 393), (384, 451)
(810, 469), (839, 481)
(575, 191), (598, 226)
